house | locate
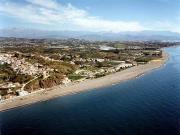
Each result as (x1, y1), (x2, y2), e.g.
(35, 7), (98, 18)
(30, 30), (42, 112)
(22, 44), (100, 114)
(106, 67), (116, 73)
(18, 90), (29, 96)
(115, 63), (133, 71)
(96, 58), (105, 62)
(62, 77), (71, 85)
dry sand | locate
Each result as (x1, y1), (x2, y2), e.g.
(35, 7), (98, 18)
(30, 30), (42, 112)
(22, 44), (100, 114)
(0, 52), (169, 111)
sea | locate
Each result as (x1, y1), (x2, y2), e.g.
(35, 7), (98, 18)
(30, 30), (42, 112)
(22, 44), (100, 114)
(1, 46), (180, 135)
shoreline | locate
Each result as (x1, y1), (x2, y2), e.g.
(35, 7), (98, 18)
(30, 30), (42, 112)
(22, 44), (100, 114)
(0, 51), (169, 112)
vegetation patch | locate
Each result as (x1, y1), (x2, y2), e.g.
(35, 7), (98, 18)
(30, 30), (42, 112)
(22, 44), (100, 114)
(68, 74), (85, 81)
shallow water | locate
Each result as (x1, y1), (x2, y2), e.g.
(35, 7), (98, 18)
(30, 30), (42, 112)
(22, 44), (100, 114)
(1, 47), (180, 135)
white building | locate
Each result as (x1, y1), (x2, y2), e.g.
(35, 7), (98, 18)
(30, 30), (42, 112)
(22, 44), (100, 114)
(62, 77), (71, 85)
(18, 90), (29, 96)
(115, 63), (133, 71)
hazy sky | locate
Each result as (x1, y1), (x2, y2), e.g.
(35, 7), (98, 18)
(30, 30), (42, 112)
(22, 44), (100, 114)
(0, 0), (180, 32)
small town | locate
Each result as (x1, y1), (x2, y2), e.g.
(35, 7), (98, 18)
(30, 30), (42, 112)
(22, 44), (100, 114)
(0, 38), (174, 101)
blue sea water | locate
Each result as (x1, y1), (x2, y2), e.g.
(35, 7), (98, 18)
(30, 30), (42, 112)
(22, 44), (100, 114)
(1, 47), (180, 135)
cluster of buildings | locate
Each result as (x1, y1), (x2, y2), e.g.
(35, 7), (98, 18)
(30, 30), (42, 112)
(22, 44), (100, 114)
(74, 61), (133, 78)
(105, 62), (133, 73)
(0, 82), (25, 100)
(0, 52), (74, 100)
(0, 53), (51, 76)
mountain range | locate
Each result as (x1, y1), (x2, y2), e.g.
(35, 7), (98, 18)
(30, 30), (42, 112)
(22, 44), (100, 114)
(1, 28), (180, 41)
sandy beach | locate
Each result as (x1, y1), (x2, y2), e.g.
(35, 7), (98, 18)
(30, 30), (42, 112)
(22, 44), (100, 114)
(0, 51), (169, 111)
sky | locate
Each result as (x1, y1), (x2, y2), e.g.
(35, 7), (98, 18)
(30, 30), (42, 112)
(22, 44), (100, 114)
(0, 0), (180, 33)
